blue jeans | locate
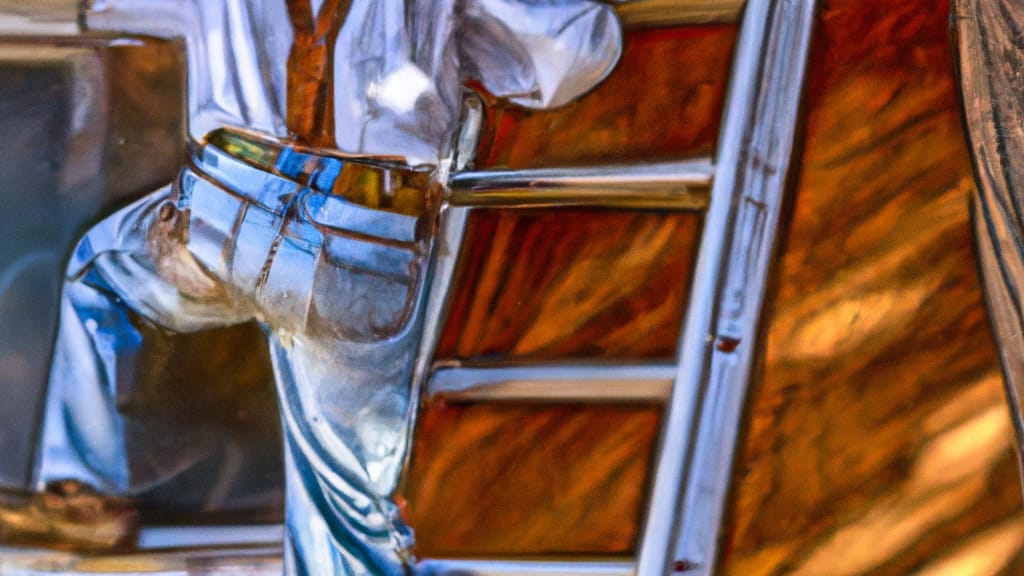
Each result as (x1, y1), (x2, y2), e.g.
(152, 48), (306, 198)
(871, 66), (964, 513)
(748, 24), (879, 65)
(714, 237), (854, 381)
(38, 134), (435, 575)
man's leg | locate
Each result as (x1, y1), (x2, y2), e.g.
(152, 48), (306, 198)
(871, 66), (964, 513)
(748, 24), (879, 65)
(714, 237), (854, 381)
(36, 187), (252, 494)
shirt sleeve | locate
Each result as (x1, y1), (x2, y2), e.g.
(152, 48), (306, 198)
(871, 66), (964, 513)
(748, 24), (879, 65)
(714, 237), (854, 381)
(457, 0), (623, 109)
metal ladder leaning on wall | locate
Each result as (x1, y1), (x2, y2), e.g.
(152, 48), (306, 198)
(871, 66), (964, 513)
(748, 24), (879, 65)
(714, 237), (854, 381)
(416, 0), (817, 574)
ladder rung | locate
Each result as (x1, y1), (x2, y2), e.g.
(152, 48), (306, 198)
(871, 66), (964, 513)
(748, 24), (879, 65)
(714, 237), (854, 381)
(617, 0), (746, 28)
(448, 160), (713, 210)
(418, 559), (635, 576)
(428, 364), (676, 403)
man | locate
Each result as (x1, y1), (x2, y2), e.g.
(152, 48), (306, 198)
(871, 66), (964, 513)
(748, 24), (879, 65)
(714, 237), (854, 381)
(36, 0), (622, 573)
